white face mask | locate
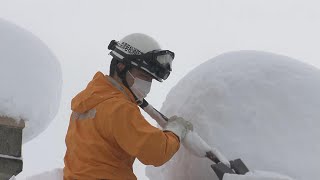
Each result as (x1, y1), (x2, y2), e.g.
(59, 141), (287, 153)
(128, 71), (152, 101)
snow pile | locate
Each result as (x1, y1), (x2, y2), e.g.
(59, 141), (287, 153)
(0, 18), (62, 143)
(224, 170), (293, 180)
(9, 169), (63, 180)
(146, 51), (320, 180)
(25, 168), (63, 180)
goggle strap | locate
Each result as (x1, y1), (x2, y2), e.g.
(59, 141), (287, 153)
(110, 50), (124, 60)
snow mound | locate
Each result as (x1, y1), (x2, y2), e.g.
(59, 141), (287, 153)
(25, 168), (62, 180)
(224, 170), (294, 180)
(146, 51), (320, 180)
(0, 18), (62, 143)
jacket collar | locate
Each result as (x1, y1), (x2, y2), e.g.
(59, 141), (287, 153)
(105, 75), (136, 104)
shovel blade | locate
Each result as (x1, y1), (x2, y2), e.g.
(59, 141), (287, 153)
(211, 163), (235, 180)
(211, 158), (250, 180)
(230, 159), (249, 175)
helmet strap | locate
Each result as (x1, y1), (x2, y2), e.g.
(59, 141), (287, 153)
(115, 62), (143, 105)
(115, 61), (130, 88)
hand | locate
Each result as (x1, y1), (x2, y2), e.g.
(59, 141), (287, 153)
(164, 115), (193, 141)
(182, 131), (231, 168)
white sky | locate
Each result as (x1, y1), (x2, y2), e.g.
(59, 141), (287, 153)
(1, 0), (320, 179)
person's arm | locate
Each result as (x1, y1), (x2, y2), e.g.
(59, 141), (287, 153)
(112, 102), (180, 166)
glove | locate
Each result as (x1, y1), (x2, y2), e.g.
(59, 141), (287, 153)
(164, 115), (193, 141)
(182, 131), (231, 168)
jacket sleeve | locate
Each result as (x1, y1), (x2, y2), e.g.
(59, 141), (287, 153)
(111, 101), (180, 166)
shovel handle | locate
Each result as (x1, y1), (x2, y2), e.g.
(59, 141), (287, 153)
(140, 99), (222, 163)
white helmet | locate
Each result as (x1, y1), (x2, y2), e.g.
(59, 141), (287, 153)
(108, 33), (174, 82)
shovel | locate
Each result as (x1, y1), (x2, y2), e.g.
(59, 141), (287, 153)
(140, 99), (291, 180)
(140, 100), (249, 179)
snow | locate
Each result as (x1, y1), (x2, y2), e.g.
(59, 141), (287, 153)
(28, 165), (309, 180)
(0, 18), (62, 143)
(25, 168), (62, 180)
(146, 51), (320, 180)
(223, 170), (294, 180)
(8, 169), (63, 180)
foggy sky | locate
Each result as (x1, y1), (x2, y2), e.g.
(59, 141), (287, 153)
(1, 0), (320, 179)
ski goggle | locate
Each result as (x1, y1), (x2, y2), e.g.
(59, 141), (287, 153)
(130, 50), (174, 80)
(108, 40), (174, 80)
(147, 50), (174, 71)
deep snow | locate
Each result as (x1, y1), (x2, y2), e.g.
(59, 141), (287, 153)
(0, 18), (62, 143)
(2, 24), (319, 179)
(146, 51), (320, 180)
(15, 51), (320, 180)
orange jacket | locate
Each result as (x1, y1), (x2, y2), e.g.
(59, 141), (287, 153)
(63, 72), (180, 180)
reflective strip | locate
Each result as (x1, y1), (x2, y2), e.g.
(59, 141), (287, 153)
(110, 51), (124, 60)
(131, 61), (138, 66)
(71, 109), (96, 121)
(116, 47), (128, 55)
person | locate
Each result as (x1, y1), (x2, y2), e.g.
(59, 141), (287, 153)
(63, 33), (193, 180)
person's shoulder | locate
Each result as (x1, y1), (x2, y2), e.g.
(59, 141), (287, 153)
(98, 96), (139, 113)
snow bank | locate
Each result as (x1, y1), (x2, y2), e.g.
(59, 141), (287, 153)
(25, 168), (62, 180)
(224, 170), (294, 180)
(146, 51), (320, 180)
(0, 18), (62, 143)
(9, 168), (63, 180)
